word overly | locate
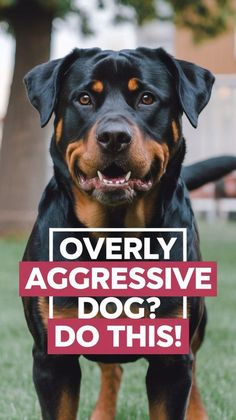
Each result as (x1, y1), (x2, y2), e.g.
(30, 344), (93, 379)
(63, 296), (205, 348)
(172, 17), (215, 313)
(58, 236), (178, 260)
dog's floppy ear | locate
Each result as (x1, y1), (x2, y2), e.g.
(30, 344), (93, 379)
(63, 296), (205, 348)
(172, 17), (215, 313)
(24, 49), (80, 127)
(157, 48), (215, 128)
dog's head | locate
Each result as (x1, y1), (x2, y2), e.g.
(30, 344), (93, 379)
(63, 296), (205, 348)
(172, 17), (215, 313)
(24, 47), (214, 206)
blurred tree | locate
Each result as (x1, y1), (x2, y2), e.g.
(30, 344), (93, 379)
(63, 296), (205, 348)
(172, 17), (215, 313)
(0, 0), (77, 231)
(0, 0), (234, 231)
(116, 0), (235, 42)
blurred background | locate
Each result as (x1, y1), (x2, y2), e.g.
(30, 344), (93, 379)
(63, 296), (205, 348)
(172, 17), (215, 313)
(0, 2), (236, 418)
(0, 0), (236, 232)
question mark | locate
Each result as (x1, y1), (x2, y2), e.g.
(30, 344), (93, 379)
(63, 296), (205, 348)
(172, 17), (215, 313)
(146, 297), (161, 319)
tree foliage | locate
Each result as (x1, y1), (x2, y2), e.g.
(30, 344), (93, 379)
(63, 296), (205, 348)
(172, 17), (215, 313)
(0, 0), (235, 42)
(115, 0), (236, 42)
(0, 0), (73, 17)
(169, 0), (235, 41)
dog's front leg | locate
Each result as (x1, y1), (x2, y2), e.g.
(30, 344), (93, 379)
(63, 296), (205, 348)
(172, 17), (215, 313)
(146, 355), (193, 420)
(33, 346), (81, 420)
(90, 363), (123, 420)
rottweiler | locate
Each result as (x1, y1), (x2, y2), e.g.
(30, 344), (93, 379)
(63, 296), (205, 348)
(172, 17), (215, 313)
(22, 47), (215, 420)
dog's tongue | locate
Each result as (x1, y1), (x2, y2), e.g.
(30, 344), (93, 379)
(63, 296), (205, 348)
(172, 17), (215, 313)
(79, 174), (152, 192)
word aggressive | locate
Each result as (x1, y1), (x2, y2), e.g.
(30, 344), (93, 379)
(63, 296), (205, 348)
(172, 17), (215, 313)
(20, 261), (217, 297)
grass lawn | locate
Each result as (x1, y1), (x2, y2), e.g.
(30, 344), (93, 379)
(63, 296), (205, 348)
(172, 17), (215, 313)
(0, 221), (236, 419)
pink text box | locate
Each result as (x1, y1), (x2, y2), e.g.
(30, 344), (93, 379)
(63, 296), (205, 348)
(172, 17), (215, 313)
(20, 261), (217, 297)
(48, 318), (189, 355)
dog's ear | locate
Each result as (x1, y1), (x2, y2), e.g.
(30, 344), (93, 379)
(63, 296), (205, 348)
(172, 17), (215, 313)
(157, 48), (215, 128)
(24, 49), (80, 127)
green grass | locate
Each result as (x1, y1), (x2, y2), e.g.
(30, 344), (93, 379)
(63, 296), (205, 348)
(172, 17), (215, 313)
(0, 221), (236, 419)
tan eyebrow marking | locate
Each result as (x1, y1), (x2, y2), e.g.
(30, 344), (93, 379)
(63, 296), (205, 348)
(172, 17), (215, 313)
(128, 78), (139, 91)
(55, 118), (63, 143)
(91, 80), (104, 93)
(171, 120), (179, 143)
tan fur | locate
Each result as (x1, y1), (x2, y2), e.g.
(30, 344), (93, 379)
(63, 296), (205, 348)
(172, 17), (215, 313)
(191, 330), (203, 354)
(55, 118), (63, 143)
(73, 185), (160, 230)
(171, 120), (179, 143)
(38, 297), (78, 330)
(72, 187), (107, 228)
(38, 297), (49, 329)
(124, 188), (159, 228)
(128, 78), (139, 91)
(57, 389), (79, 420)
(91, 363), (123, 420)
(167, 300), (190, 319)
(92, 80), (104, 93)
(146, 140), (170, 180)
(149, 402), (168, 420)
(65, 125), (101, 183)
(187, 362), (208, 420)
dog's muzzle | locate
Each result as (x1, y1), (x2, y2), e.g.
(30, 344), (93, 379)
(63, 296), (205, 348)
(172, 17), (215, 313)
(96, 116), (132, 153)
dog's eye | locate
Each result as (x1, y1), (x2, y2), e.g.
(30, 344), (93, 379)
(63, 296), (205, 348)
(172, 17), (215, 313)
(78, 94), (92, 106)
(140, 93), (155, 105)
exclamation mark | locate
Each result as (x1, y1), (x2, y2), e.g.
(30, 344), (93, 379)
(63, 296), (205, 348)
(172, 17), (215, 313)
(175, 325), (181, 347)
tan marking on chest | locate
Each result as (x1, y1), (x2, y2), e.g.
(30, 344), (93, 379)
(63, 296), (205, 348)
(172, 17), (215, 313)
(125, 188), (159, 228)
(72, 187), (107, 229)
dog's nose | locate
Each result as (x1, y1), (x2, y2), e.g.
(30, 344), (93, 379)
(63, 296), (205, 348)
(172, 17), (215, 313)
(97, 128), (132, 152)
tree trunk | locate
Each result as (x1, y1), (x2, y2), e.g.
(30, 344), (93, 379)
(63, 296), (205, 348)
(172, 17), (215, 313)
(0, 4), (53, 233)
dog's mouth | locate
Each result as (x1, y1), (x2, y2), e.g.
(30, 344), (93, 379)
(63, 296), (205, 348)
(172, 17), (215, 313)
(77, 163), (153, 193)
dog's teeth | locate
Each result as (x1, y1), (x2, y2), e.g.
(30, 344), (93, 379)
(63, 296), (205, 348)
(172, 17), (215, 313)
(97, 170), (103, 181)
(125, 171), (131, 181)
(103, 178), (111, 184)
(101, 176), (129, 186)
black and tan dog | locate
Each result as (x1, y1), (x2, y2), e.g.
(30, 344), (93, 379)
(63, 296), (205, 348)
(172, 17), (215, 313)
(22, 47), (217, 420)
